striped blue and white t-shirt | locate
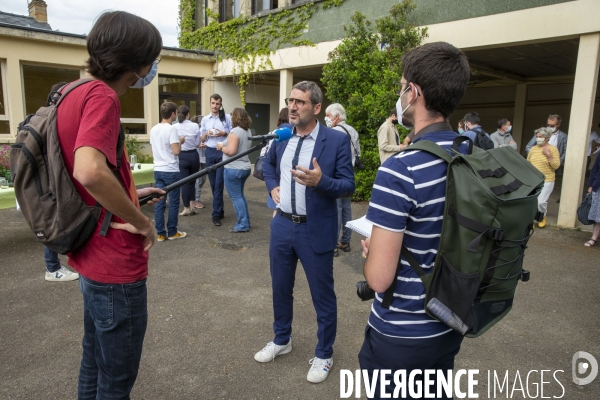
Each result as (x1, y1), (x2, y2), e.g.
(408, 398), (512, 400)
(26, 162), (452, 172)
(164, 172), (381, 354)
(366, 130), (468, 339)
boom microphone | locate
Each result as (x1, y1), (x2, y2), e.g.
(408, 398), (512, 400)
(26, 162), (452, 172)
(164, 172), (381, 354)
(249, 127), (293, 142)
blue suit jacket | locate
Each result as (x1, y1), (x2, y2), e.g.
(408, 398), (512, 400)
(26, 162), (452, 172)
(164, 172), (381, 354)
(263, 123), (355, 253)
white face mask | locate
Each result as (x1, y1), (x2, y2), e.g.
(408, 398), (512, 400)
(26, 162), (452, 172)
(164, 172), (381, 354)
(536, 137), (545, 145)
(505, 126), (512, 133)
(395, 86), (416, 129)
(324, 116), (333, 128)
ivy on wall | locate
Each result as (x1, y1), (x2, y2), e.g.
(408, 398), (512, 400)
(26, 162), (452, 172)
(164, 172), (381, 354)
(178, 0), (346, 104)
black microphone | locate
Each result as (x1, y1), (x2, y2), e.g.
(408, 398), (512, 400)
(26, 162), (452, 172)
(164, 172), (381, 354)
(248, 127), (293, 142)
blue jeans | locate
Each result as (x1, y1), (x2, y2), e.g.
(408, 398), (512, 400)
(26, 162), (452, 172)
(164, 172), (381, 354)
(224, 168), (251, 231)
(178, 150), (200, 207)
(44, 246), (61, 273)
(195, 163), (207, 202)
(154, 171), (181, 237)
(206, 147), (224, 219)
(336, 197), (352, 244)
(78, 276), (148, 400)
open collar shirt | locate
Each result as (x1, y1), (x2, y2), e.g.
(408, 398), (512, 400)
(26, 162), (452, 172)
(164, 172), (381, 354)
(278, 121), (320, 215)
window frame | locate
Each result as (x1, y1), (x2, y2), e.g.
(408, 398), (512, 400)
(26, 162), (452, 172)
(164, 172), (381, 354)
(0, 59), (8, 122)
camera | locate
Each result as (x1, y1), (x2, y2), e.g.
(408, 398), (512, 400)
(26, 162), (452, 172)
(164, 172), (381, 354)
(356, 281), (376, 301)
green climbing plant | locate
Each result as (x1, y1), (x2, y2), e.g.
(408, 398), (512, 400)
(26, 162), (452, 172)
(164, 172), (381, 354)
(321, 0), (427, 201)
(178, 0), (346, 105)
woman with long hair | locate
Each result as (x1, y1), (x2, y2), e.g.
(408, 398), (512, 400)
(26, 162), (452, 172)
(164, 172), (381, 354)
(175, 105), (201, 216)
(216, 108), (252, 232)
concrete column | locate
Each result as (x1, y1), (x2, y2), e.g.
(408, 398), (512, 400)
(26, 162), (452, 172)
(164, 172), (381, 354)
(280, 69), (294, 111)
(512, 83), (527, 155)
(557, 33), (600, 228)
(6, 58), (24, 138)
(145, 74), (160, 134)
(202, 78), (215, 116)
(280, 0), (293, 6)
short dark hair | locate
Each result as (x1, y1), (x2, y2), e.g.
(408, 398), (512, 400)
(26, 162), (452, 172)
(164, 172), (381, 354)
(177, 105), (190, 123)
(86, 11), (162, 83)
(47, 82), (68, 106)
(401, 42), (470, 118)
(231, 108), (251, 130)
(390, 107), (397, 117)
(464, 112), (480, 125)
(160, 102), (177, 120)
(210, 94), (223, 102)
(191, 115), (203, 124)
(277, 108), (289, 126)
(292, 81), (323, 105)
(497, 118), (510, 129)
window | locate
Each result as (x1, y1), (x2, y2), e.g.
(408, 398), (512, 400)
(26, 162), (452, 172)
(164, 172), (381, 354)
(22, 64), (81, 115)
(252, 0), (278, 14)
(0, 60), (8, 134)
(120, 88), (147, 135)
(158, 76), (201, 119)
(291, 0), (312, 4)
(219, 0), (238, 22)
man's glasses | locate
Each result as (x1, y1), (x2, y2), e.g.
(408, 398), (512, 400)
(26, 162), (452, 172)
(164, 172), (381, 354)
(393, 81), (408, 96)
(284, 98), (313, 108)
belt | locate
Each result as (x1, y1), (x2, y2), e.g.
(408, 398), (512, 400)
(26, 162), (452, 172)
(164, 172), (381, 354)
(181, 149), (197, 153)
(278, 209), (307, 223)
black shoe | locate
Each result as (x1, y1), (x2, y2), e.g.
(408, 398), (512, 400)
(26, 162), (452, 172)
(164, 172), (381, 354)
(218, 215), (225, 220)
(229, 229), (248, 233)
(212, 217), (222, 226)
(338, 243), (351, 252)
(333, 249), (339, 257)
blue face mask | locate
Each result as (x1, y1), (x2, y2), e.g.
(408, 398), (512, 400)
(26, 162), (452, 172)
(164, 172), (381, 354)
(130, 61), (158, 89)
(458, 128), (465, 134)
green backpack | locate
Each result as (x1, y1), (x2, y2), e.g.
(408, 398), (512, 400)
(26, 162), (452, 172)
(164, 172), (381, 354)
(382, 137), (545, 338)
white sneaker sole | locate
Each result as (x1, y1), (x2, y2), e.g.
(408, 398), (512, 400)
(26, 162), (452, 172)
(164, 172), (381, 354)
(45, 274), (79, 282)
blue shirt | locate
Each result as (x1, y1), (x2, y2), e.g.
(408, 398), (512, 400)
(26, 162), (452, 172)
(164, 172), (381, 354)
(278, 122), (319, 215)
(366, 130), (468, 339)
(201, 114), (232, 148)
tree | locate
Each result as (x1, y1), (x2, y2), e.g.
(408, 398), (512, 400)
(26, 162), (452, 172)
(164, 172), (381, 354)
(321, 0), (427, 201)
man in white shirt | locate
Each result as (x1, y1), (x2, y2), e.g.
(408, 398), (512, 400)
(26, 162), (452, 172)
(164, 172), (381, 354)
(150, 102), (187, 241)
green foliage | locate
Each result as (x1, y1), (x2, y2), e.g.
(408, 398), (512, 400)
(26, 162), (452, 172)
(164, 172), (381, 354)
(125, 135), (153, 164)
(0, 144), (10, 179)
(178, 0), (346, 105)
(321, 0), (427, 201)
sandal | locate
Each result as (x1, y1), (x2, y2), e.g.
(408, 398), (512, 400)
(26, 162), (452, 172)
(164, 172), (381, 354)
(584, 239), (597, 247)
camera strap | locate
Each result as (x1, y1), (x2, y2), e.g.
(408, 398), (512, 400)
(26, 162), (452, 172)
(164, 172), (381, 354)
(381, 245), (425, 309)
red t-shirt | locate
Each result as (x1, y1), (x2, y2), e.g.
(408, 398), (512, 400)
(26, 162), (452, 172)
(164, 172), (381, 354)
(57, 80), (148, 283)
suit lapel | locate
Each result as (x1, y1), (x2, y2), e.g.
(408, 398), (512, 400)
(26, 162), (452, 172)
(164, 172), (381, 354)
(310, 125), (326, 170)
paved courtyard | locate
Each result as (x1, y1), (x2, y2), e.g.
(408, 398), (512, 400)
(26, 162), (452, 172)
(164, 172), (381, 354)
(0, 175), (599, 399)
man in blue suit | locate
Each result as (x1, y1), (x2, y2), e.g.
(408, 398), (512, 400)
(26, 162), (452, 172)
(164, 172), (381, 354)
(255, 81), (355, 383)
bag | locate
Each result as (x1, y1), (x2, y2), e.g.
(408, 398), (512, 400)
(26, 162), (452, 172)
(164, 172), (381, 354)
(577, 193), (594, 225)
(337, 125), (365, 170)
(383, 137), (545, 337)
(10, 79), (124, 255)
(472, 127), (495, 151)
(253, 156), (265, 181)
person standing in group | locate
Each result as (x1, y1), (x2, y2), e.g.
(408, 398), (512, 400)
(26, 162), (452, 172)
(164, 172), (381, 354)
(176, 105), (201, 216)
(457, 119), (465, 134)
(256, 81), (355, 383)
(586, 122), (600, 172)
(377, 107), (403, 163)
(359, 42), (471, 399)
(151, 102), (187, 241)
(527, 127), (560, 228)
(200, 94), (232, 226)
(491, 117), (517, 150)
(585, 152), (600, 247)
(217, 108), (253, 233)
(525, 114), (568, 166)
(325, 103), (360, 257)
(191, 115), (207, 210)
(261, 108), (293, 217)
(55, 11), (165, 398)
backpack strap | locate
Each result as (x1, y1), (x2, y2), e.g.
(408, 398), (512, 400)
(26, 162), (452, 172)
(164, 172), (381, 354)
(381, 244), (426, 308)
(337, 124), (360, 157)
(54, 78), (95, 107)
(99, 125), (126, 237)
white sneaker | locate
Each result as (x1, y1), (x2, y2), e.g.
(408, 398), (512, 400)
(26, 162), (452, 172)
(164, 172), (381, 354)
(254, 339), (292, 363)
(45, 266), (79, 282)
(307, 357), (333, 383)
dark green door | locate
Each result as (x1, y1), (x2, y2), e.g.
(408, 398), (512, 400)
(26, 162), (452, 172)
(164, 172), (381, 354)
(245, 103), (271, 164)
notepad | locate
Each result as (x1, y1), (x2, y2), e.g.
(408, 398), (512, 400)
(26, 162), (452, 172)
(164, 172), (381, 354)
(345, 215), (373, 238)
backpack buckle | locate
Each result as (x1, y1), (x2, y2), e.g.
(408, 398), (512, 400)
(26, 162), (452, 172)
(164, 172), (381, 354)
(488, 229), (505, 242)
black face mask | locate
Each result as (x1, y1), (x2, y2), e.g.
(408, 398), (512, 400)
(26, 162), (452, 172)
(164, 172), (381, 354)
(392, 119), (399, 125)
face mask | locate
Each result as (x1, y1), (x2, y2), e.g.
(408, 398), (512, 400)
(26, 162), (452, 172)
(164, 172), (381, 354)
(395, 85), (416, 129)
(505, 126), (512, 133)
(130, 61), (158, 89)
(324, 117), (333, 128)
(536, 137), (545, 145)
(458, 128), (465, 134)
(392, 119), (399, 125)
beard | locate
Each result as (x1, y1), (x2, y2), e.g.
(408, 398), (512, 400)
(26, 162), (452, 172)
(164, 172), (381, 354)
(290, 110), (314, 128)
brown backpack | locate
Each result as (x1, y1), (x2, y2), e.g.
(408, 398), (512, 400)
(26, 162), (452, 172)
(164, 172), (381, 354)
(10, 79), (124, 254)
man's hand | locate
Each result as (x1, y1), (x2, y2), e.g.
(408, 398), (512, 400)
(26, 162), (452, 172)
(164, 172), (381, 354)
(271, 186), (280, 204)
(137, 187), (165, 206)
(291, 158), (322, 187)
(361, 237), (371, 259)
(509, 140), (516, 145)
(589, 186), (593, 194)
(110, 219), (156, 251)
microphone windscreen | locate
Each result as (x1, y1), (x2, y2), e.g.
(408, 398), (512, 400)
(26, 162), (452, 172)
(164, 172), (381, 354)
(274, 127), (293, 142)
